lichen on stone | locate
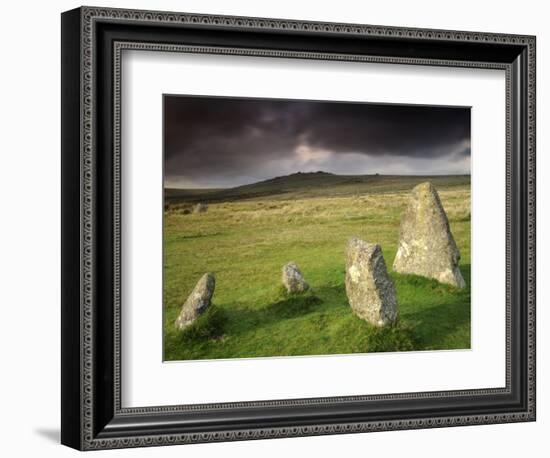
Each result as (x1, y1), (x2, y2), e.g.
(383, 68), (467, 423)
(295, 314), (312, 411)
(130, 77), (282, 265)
(393, 182), (465, 288)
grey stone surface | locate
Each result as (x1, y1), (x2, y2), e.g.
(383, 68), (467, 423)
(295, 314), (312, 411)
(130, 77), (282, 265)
(393, 182), (466, 288)
(282, 262), (309, 294)
(175, 273), (215, 330)
(345, 238), (398, 327)
(193, 202), (208, 213)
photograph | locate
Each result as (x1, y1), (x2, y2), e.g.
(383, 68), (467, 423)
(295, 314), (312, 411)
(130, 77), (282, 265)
(162, 95), (472, 361)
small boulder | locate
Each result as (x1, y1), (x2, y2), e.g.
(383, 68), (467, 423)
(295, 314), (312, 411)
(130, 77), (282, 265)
(282, 262), (309, 294)
(345, 238), (398, 327)
(393, 182), (465, 288)
(175, 273), (215, 330)
(193, 202), (208, 213)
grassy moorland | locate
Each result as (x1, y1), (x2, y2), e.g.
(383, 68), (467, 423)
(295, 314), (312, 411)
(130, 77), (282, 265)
(163, 173), (471, 361)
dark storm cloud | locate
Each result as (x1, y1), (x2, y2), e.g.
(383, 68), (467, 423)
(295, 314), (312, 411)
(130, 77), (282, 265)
(164, 95), (470, 188)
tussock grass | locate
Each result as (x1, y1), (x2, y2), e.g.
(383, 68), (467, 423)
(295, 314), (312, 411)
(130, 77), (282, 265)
(364, 324), (418, 353)
(177, 305), (227, 342)
(164, 306), (228, 360)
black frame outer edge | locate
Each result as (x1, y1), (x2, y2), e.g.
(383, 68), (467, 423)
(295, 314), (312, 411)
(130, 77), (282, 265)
(61, 7), (83, 451)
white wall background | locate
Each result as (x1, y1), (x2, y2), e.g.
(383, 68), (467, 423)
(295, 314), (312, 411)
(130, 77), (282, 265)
(0, 0), (545, 456)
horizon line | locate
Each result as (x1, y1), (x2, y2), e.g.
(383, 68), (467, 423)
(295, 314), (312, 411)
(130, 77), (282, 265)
(164, 172), (471, 190)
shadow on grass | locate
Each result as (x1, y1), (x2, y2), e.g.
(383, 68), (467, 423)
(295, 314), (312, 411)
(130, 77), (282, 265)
(166, 265), (471, 359)
(222, 291), (324, 333)
(394, 264), (471, 349)
(216, 284), (424, 355)
(170, 291), (325, 351)
(265, 292), (323, 318)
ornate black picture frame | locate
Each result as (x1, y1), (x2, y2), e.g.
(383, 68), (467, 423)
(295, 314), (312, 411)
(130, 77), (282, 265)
(61, 6), (536, 450)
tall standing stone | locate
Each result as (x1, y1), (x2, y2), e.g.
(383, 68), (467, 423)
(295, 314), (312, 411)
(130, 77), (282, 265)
(282, 262), (309, 294)
(175, 273), (216, 330)
(393, 182), (466, 288)
(345, 238), (398, 327)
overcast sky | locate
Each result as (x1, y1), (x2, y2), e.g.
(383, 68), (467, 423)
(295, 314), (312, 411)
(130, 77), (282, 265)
(164, 95), (470, 189)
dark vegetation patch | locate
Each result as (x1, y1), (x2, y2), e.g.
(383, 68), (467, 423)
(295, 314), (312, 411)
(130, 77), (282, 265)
(364, 323), (419, 352)
(177, 305), (228, 342)
(267, 290), (323, 319)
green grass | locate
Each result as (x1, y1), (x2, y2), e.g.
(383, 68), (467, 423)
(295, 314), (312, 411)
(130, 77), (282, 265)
(163, 174), (471, 361)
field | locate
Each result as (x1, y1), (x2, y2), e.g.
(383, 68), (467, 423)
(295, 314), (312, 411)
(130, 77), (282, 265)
(163, 173), (471, 361)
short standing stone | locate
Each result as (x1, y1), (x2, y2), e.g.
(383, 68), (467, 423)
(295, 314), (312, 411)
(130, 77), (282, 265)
(175, 273), (215, 330)
(345, 238), (398, 327)
(393, 182), (466, 288)
(193, 202), (208, 213)
(282, 262), (309, 293)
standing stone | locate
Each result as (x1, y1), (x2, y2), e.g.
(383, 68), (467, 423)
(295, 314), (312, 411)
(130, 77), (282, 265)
(345, 238), (398, 327)
(193, 202), (208, 213)
(175, 273), (215, 330)
(282, 262), (309, 294)
(393, 182), (466, 288)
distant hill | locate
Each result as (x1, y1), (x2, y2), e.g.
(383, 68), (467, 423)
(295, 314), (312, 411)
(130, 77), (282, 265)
(165, 172), (470, 203)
